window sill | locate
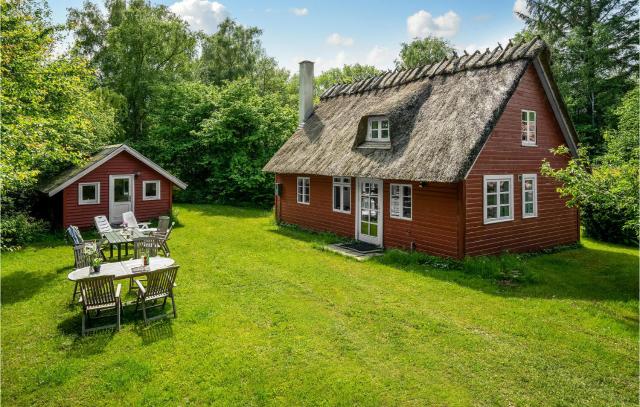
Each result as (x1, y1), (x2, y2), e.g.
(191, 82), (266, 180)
(483, 217), (514, 225)
(521, 143), (537, 147)
(333, 209), (351, 214)
(390, 215), (412, 221)
(358, 141), (391, 150)
(297, 201), (310, 205)
(79, 201), (99, 205)
(142, 196), (160, 201)
(522, 214), (538, 219)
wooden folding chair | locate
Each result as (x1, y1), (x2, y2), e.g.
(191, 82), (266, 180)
(78, 275), (122, 336)
(134, 266), (179, 323)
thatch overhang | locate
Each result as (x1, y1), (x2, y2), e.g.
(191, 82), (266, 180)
(263, 38), (579, 182)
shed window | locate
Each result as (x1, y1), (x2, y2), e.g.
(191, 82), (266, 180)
(78, 182), (100, 205)
(368, 117), (390, 141)
(522, 174), (538, 218)
(297, 177), (310, 204)
(143, 180), (160, 200)
(332, 177), (351, 213)
(484, 175), (513, 224)
(521, 110), (536, 146)
(390, 184), (412, 220)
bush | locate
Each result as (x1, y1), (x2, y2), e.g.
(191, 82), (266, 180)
(1, 212), (49, 251)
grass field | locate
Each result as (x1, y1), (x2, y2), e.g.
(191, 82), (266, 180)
(2, 204), (638, 406)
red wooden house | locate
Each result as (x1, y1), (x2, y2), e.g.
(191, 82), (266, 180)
(40, 144), (187, 228)
(263, 38), (580, 257)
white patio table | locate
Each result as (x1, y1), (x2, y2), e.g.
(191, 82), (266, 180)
(68, 256), (175, 282)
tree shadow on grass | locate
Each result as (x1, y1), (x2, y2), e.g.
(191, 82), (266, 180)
(1, 270), (55, 305)
(177, 203), (271, 220)
(372, 245), (639, 304)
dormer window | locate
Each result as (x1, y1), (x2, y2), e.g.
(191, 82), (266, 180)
(367, 116), (390, 141)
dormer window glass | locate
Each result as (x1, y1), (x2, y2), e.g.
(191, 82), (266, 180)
(368, 117), (390, 141)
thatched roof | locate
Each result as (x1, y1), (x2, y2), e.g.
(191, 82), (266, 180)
(263, 38), (578, 182)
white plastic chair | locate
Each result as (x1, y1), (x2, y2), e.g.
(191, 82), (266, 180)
(122, 211), (157, 233)
(94, 215), (113, 234)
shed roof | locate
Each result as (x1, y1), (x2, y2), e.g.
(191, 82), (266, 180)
(40, 144), (188, 196)
(263, 38), (578, 182)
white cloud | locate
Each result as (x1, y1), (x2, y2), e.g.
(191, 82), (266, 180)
(366, 46), (395, 70)
(407, 10), (460, 38)
(290, 7), (308, 16)
(326, 33), (354, 47)
(513, 0), (530, 18)
(170, 0), (227, 34)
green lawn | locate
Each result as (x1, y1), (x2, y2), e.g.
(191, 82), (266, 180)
(2, 204), (638, 406)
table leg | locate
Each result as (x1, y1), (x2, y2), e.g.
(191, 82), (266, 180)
(117, 243), (122, 261)
(110, 244), (113, 258)
(125, 242), (129, 257)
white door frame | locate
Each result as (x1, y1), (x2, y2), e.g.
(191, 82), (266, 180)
(355, 177), (384, 246)
(109, 174), (135, 224)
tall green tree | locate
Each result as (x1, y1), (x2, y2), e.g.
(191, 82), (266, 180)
(314, 64), (382, 97)
(68, 0), (197, 139)
(1, 0), (118, 194)
(517, 0), (638, 152)
(395, 36), (455, 69)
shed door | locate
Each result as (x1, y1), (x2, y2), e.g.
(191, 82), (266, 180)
(109, 174), (134, 224)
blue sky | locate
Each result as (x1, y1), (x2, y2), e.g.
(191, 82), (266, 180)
(48, 0), (527, 73)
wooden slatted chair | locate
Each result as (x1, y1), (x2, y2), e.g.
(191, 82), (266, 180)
(78, 275), (122, 336)
(130, 237), (162, 289)
(134, 266), (179, 323)
(152, 216), (175, 256)
(71, 240), (106, 303)
(66, 225), (84, 245)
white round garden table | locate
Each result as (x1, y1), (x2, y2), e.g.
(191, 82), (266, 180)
(68, 256), (175, 281)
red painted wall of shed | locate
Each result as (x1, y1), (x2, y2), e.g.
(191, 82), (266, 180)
(275, 174), (460, 258)
(61, 151), (174, 228)
(464, 64), (579, 256)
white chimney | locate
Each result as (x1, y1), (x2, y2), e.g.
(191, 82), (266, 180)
(298, 60), (314, 126)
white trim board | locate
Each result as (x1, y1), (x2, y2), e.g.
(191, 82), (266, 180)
(47, 144), (187, 196)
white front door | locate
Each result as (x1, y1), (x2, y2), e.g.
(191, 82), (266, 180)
(109, 175), (134, 224)
(356, 178), (383, 246)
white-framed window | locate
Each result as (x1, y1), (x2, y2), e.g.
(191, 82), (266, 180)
(332, 177), (351, 213)
(522, 174), (538, 218)
(483, 175), (514, 224)
(521, 110), (537, 146)
(390, 183), (412, 220)
(297, 177), (310, 204)
(142, 180), (161, 200)
(367, 116), (390, 141)
(78, 182), (100, 205)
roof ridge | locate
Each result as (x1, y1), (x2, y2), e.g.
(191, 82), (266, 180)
(320, 37), (546, 100)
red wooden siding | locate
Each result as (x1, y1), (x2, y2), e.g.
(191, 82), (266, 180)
(464, 65), (579, 256)
(382, 180), (459, 258)
(62, 151), (173, 228)
(275, 174), (356, 238)
(275, 174), (460, 258)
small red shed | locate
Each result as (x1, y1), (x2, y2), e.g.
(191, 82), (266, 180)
(39, 144), (187, 229)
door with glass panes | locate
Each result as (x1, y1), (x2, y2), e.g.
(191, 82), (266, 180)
(356, 178), (383, 246)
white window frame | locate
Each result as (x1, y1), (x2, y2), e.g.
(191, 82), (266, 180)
(389, 183), (412, 220)
(521, 110), (537, 146)
(297, 177), (310, 205)
(483, 175), (514, 224)
(142, 180), (161, 201)
(521, 173), (538, 218)
(367, 116), (390, 142)
(332, 177), (351, 214)
(78, 182), (100, 205)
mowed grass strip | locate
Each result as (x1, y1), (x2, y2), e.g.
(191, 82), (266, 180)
(2, 204), (638, 406)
